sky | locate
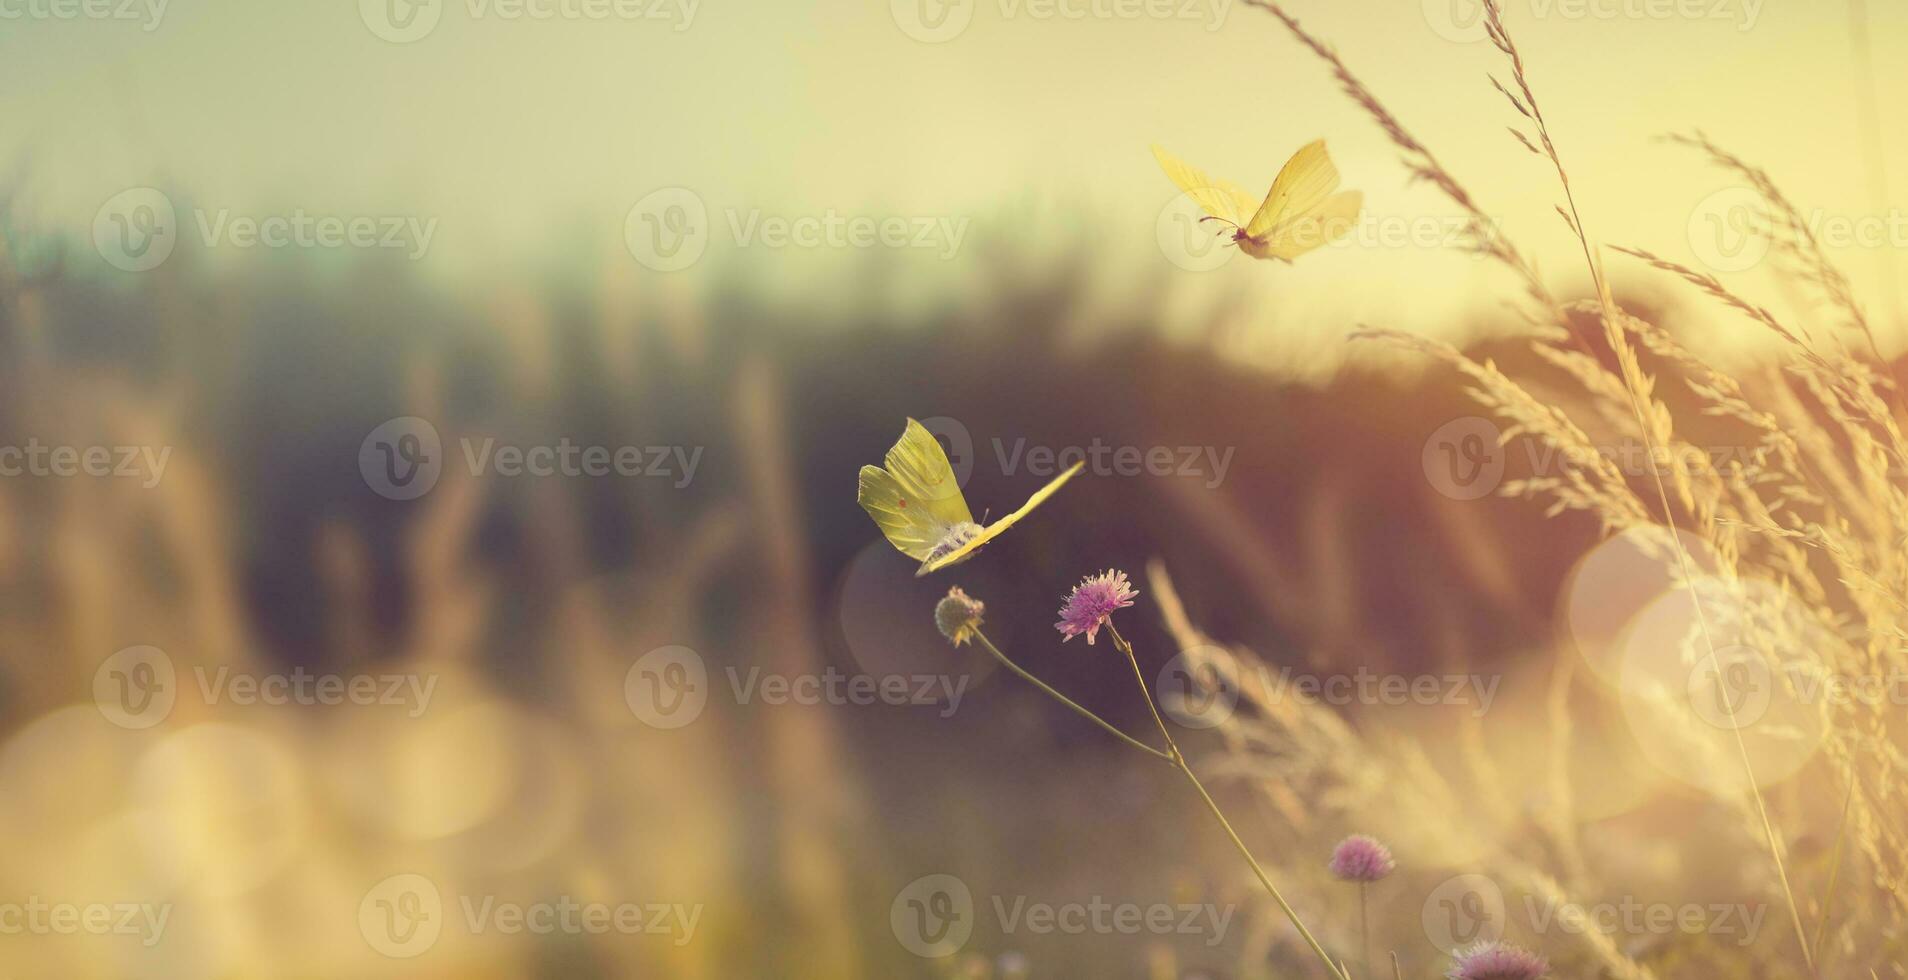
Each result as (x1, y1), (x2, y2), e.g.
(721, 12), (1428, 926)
(3, 0), (1904, 366)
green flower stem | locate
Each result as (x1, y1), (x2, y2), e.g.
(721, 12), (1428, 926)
(968, 618), (1348, 980)
(970, 629), (1173, 764)
(1359, 880), (1372, 980)
(1107, 622), (1352, 980)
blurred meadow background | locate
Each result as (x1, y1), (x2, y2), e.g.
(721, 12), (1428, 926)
(3, 0), (1908, 977)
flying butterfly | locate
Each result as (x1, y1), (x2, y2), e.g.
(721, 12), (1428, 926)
(858, 418), (1082, 576)
(1152, 139), (1363, 262)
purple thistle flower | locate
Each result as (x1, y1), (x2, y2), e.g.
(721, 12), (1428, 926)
(1054, 569), (1137, 645)
(1447, 941), (1547, 980)
(1328, 835), (1395, 882)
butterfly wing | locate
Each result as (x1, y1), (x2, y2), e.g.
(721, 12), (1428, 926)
(1243, 139), (1341, 240)
(917, 461), (1083, 574)
(858, 419), (975, 561)
(1152, 145), (1260, 229)
(1261, 190), (1364, 261)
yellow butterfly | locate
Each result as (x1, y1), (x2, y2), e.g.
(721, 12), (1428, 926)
(1152, 139), (1363, 262)
(858, 419), (1083, 577)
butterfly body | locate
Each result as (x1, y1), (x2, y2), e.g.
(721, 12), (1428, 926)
(857, 419), (1082, 576)
(1154, 139), (1362, 262)
(1231, 229), (1288, 263)
(924, 521), (985, 568)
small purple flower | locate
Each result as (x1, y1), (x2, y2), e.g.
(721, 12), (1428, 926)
(935, 587), (986, 647)
(1054, 569), (1137, 645)
(1447, 941), (1547, 980)
(1328, 835), (1395, 882)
